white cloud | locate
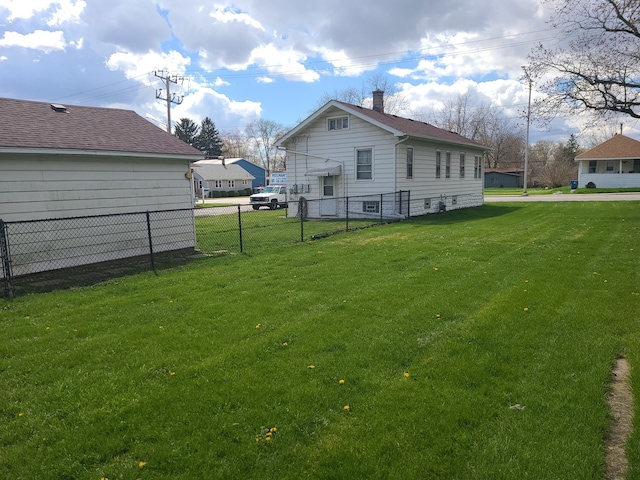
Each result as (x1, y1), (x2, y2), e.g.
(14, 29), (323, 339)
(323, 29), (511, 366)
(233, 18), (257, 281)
(209, 7), (264, 31)
(47, 0), (86, 26)
(0, 0), (53, 21)
(105, 50), (191, 79)
(249, 44), (319, 82)
(257, 76), (274, 84)
(0, 30), (67, 52)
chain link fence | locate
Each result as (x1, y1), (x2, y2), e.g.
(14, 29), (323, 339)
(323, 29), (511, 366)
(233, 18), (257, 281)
(1, 191), (481, 297)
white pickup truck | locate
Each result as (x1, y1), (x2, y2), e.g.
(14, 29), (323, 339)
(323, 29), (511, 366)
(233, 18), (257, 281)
(249, 185), (288, 210)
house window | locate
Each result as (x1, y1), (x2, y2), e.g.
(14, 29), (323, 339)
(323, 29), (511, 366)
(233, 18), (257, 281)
(436, 150), (441, 179)
(634, 159), (640, 173)
(363, 201), (380, 213)
(228, 180), (235, 188)
(356, 148), (373, 180)
(445, 151), (451, 178)
(588, 161), (597, 173)
(214, 180), (223, 188)
(406, 147), (414, 179)
(323, 176), (334, 196)
(460, 153), (465, 178)
(606, 161), (615, 172)
(328, 116), (349, 131)
(474, 156), (482, 178)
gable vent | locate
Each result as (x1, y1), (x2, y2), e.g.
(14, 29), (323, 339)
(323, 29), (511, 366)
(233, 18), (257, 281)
(51, 103), (69, 113)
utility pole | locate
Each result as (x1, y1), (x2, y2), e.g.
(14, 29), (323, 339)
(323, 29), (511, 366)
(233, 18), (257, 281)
(522, 66), (533, 196)
(154, 70), (184, 133)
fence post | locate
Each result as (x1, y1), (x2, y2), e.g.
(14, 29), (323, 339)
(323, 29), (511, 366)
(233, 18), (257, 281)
(0, 220), (14, 299)
(380, 194), (384, 224)
(238, 205), (243, 253)
(300, 205), (304, 242)
(346, 196), (349, 231)
(407, 190), (411, 219)
(146, 211), (156, 273)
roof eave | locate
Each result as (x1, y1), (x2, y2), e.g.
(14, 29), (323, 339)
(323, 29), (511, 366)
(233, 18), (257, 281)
(0, 147), (203, 160)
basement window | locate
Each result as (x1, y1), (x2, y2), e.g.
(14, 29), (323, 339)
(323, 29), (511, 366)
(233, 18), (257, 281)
(362, 201), (380, 213)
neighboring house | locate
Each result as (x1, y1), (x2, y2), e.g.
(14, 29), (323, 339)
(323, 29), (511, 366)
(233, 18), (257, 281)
(484, 169), (523, 188)
(276, 90), (489, 218)
(225, 158), (266, 190)
(192, 160), (255, 196)
(0, 97), (203, 277)
(575, 134), (640, 188)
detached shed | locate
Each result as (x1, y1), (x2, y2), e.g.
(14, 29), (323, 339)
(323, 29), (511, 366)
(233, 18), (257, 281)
(0, 97), (204, 280)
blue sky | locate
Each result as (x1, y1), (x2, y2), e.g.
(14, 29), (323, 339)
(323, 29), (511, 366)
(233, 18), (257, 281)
(0, 0), (636, 145)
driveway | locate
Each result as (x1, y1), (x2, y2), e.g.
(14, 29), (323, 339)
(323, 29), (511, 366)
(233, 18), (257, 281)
(485, 192), (640, 202)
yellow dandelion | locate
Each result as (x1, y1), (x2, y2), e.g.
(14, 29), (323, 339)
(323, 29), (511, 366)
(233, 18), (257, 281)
(270, 427), (277, 433)
(343, 405), (350, 411)
(18, 412), (24, 417)
(433, 267), (438, 271)
(138, 461), (147, 468)
(403, 372), (410, 378)
(46, 326), (50, 330)
(524, 307), (529, 312)
(170, 371), (176, 376)
(436, 313), (441, 319)
(524, 280), (529, 283)
(25, 316), (30, 320)
(256, 436), (260, 443)
(307, 365), (315, 369)
(265, 435), (272, 442)
(339, 379), (345, 385)
(255, 324), (261, 329)
(159, 325), (164, 330)
(282, 342), (288, 347)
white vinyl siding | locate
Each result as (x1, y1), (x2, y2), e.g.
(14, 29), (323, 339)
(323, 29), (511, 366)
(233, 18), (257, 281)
(0, 155), (193, 222)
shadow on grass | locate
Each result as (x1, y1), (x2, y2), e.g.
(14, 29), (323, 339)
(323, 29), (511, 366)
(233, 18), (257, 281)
(408, 204), (523, 225)
(4, 249), (210, 298)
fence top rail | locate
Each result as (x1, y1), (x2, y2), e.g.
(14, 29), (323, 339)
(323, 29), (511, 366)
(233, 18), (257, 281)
(1, 208), (196, 225)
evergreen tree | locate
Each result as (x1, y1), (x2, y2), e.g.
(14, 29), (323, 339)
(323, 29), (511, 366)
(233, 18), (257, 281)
(196, 117), (223, 159)
(174, 118), (200, 146)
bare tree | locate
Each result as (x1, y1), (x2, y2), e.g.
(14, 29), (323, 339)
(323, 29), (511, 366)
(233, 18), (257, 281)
(527, 0), (640, 122)
(311, 75), (409, 115)
(426, 93), (524, 170)
(220, 131), (251, 159)
(245, 119), (287, 180)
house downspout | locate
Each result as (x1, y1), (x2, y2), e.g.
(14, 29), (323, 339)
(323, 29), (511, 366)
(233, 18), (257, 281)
(394, 136), (410, 212)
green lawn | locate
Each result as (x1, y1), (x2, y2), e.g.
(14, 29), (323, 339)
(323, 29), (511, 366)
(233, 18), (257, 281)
(2, 202), (640, 479)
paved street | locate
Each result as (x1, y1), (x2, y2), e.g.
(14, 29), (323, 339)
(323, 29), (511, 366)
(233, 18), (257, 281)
(485, 192), (640, 202)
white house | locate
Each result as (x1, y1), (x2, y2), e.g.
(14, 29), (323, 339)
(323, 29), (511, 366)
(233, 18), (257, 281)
(192, 160), (255, 196)
(276, 90), (489, 218)
(0, 97), (203, 279)
(575, 134), (640, 188)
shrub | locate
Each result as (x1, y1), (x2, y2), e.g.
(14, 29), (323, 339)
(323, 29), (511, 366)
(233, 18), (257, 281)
(219, 191), (228, 197)
(586, 182), (597, 189)
(243, 188), (253, 196)
(211, 190), (222, 198)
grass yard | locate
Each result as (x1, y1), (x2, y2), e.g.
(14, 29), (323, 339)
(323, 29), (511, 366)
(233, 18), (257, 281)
(2, 202), (640, 479)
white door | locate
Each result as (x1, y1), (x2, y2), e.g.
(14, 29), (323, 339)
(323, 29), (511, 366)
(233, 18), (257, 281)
(320, 175), (337, 216)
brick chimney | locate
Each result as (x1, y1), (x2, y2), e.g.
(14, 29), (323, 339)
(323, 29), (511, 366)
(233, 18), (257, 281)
(372, 89), (384, 113)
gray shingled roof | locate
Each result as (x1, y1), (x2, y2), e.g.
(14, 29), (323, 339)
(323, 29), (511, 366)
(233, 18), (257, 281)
(0, 97), (203, 158)
(192, 163), (255, 181)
